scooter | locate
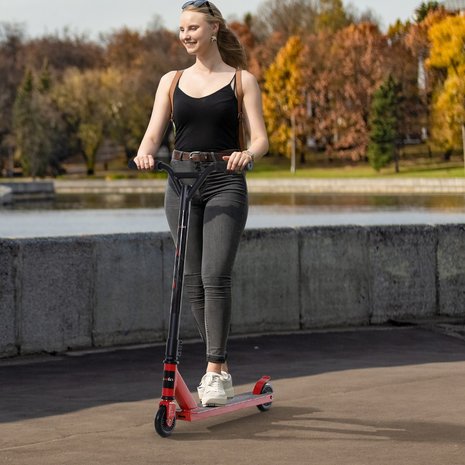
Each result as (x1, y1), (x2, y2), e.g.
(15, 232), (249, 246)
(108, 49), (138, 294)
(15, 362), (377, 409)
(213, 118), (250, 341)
(129, 158), (273, 438)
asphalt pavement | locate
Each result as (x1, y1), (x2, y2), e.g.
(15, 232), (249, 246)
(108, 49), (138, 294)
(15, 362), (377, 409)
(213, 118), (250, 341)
(1, 326), (465, 465)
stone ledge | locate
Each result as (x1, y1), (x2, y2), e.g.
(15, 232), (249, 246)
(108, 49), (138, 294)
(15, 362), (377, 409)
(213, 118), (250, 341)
(51, 178), (465, 195)
(0, 185), (12, 205)
(0, 181), (54, 201)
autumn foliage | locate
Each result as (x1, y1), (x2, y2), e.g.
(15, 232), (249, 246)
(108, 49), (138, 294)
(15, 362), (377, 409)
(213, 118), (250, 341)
(0, 0), (464, 175)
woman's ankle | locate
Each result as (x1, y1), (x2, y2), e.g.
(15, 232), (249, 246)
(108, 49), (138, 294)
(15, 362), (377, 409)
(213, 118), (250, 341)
(206, 362), (222, 374)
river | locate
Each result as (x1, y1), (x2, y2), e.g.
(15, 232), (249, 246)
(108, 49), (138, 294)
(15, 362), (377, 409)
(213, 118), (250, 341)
(1, 192), (465, 238)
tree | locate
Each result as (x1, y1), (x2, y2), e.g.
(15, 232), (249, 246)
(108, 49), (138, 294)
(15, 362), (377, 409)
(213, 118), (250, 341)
(414, 1), (441, 23)
(427, 15), (465, 163)
(13, 69), (63, 177)
(53, 68), (113, 175)
(386, 21), (425, 146)
(104, 28), (144, 70)
(263, 36), (306, 171)
(427, 15), (465, 72)
(367, 76), (401, 171)
(404, 6), (449, 95)
(317, 0), (350, 32)
(304, 23), (387, 160)
(431, 72), (465, 154)
(23, 32), (104, 75)
(0, 23), (26, 173)
(253, 0), (318, 41)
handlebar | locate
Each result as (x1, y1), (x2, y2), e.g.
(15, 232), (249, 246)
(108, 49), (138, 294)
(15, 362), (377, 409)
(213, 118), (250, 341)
(127, 159), (253, 178)
(128, 159), (179, 178)
(128, 158), (252, 198)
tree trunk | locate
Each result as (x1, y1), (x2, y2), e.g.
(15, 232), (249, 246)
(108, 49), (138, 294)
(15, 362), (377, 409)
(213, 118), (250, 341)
(290, 113), (296, 174)
(394, 146), (400, 173)
(462, 124), (465, 175)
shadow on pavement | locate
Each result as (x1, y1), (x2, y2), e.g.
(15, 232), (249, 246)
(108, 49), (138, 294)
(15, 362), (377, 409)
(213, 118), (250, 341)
(1, 327), (465, 424)
(171, 406), (465, 445)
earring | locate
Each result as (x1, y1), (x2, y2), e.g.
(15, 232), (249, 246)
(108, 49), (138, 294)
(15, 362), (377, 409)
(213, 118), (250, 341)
(210, 35), (217, 42)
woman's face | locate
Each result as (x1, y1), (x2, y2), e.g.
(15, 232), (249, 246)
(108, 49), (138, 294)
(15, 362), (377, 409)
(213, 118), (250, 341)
(179, 10), (217, 55)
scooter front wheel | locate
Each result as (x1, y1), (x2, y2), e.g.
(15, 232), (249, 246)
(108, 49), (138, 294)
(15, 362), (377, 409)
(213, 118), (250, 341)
(154, 405), (176, 437)
(257, 383), (273, 412)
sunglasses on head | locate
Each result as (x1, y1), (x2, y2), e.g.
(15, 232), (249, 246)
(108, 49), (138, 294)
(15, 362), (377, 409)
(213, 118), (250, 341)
(182, 1), (215, 16)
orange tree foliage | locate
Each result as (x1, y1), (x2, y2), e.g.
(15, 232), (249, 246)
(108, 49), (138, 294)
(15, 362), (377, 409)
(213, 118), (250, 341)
(300, 23), (387, 160)
(3, 2), (448, 171)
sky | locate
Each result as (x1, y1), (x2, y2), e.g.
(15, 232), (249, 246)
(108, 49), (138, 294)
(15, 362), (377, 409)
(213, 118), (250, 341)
(0, 0), (426, 39)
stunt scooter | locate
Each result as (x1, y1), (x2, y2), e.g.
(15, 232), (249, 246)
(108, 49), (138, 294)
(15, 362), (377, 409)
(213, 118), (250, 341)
(129, 158), (273, 438)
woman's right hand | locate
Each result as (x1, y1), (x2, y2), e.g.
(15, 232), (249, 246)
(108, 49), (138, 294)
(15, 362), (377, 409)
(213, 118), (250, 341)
(133, 154), (155, 170)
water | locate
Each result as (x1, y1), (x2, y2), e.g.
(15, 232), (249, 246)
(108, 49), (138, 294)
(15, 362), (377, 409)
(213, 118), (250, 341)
(2, 192), (465, 238)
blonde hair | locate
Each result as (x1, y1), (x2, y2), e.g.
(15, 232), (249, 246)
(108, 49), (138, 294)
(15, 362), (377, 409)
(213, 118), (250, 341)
(183, 2), (247, 69)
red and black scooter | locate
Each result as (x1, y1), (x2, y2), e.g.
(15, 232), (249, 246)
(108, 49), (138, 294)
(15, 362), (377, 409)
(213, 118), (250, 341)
(129, 159), (273, 438)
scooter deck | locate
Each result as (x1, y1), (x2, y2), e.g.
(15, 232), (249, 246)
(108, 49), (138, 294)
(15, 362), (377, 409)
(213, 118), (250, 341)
(176, 391), (273, 422)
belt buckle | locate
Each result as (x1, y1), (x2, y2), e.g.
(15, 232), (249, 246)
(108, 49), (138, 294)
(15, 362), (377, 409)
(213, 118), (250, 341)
(188, 151), (202, 160)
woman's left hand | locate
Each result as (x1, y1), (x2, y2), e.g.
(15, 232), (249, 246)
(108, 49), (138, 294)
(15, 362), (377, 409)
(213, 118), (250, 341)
(222, 151), (252, 172)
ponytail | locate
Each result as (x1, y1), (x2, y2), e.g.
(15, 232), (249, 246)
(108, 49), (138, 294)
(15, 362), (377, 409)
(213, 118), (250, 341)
(217, 25), (247, 70)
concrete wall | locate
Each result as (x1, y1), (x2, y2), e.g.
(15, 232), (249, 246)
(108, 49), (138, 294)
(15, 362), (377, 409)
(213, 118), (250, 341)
(1, 224), (464, 358)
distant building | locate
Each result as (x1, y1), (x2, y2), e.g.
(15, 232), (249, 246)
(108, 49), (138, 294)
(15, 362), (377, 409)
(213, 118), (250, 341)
(444, 0), (465, 12)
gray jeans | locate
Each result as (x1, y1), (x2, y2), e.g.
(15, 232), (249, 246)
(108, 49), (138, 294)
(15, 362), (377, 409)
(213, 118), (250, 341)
(164, 159), (248, 363)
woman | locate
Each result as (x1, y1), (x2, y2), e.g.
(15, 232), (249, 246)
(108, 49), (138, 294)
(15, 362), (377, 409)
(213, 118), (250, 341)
(134, 0), (268, 407)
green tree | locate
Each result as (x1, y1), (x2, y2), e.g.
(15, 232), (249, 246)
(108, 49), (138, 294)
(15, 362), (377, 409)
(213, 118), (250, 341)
(367, 76), (401, 172)
(0, 23), (26, 173)
(53, 68), (111, 175)
(414, 1), (441, 23)
(13, 70), (60, 177)
(317, 0), (349, 32)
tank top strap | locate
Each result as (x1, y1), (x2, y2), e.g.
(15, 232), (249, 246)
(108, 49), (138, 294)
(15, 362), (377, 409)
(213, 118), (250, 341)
(230, 73), (237, 92)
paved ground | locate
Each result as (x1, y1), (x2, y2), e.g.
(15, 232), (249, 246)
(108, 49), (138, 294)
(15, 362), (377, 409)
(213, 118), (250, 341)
(1, 326), (465, 465)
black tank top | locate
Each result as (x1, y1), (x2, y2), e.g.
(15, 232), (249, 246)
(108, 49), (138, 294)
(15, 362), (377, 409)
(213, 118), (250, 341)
(173, 75), (239, 152)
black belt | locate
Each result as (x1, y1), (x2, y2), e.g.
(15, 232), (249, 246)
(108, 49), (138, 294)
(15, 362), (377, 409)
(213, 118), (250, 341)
(172, 150), (236, 162)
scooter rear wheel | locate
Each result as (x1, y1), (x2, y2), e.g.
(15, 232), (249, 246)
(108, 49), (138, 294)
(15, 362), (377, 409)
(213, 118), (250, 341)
(154, 405), (176, 437)
(257, 383), (273, 412)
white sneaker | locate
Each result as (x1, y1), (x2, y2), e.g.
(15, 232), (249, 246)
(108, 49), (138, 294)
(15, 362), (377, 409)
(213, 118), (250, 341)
(220, 372), (235, 399)
(201, 372), (227, 407)
(198, 371), (234, 402)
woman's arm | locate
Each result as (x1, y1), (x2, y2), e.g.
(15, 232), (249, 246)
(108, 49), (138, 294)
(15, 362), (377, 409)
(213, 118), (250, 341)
(134, 71), (177, 170)
(241, 70), (269, 161)
(225, 70), (269, 171)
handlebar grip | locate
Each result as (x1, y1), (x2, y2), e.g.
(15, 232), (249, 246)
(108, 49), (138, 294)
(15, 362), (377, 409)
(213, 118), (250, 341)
(128, 159), (167, 172)
(128, 158), (253, 174)
(128, 159), (138, 170)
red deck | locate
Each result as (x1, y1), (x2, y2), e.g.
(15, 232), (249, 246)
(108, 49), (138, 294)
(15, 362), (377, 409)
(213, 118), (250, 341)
(175, 391), (273, 422)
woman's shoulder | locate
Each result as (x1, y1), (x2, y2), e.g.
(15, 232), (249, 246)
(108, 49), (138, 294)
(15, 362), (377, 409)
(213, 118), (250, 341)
(238, 69), (257, 82)
(157, 69), (188, 94)
(238, 70), (259, 91)
(160, 70), (184, 84)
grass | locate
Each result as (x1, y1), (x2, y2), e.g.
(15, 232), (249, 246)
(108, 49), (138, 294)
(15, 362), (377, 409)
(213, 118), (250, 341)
(76, 160), (465, 180)
(48, 148), (465, 180)
(247, 156), (465, 179)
